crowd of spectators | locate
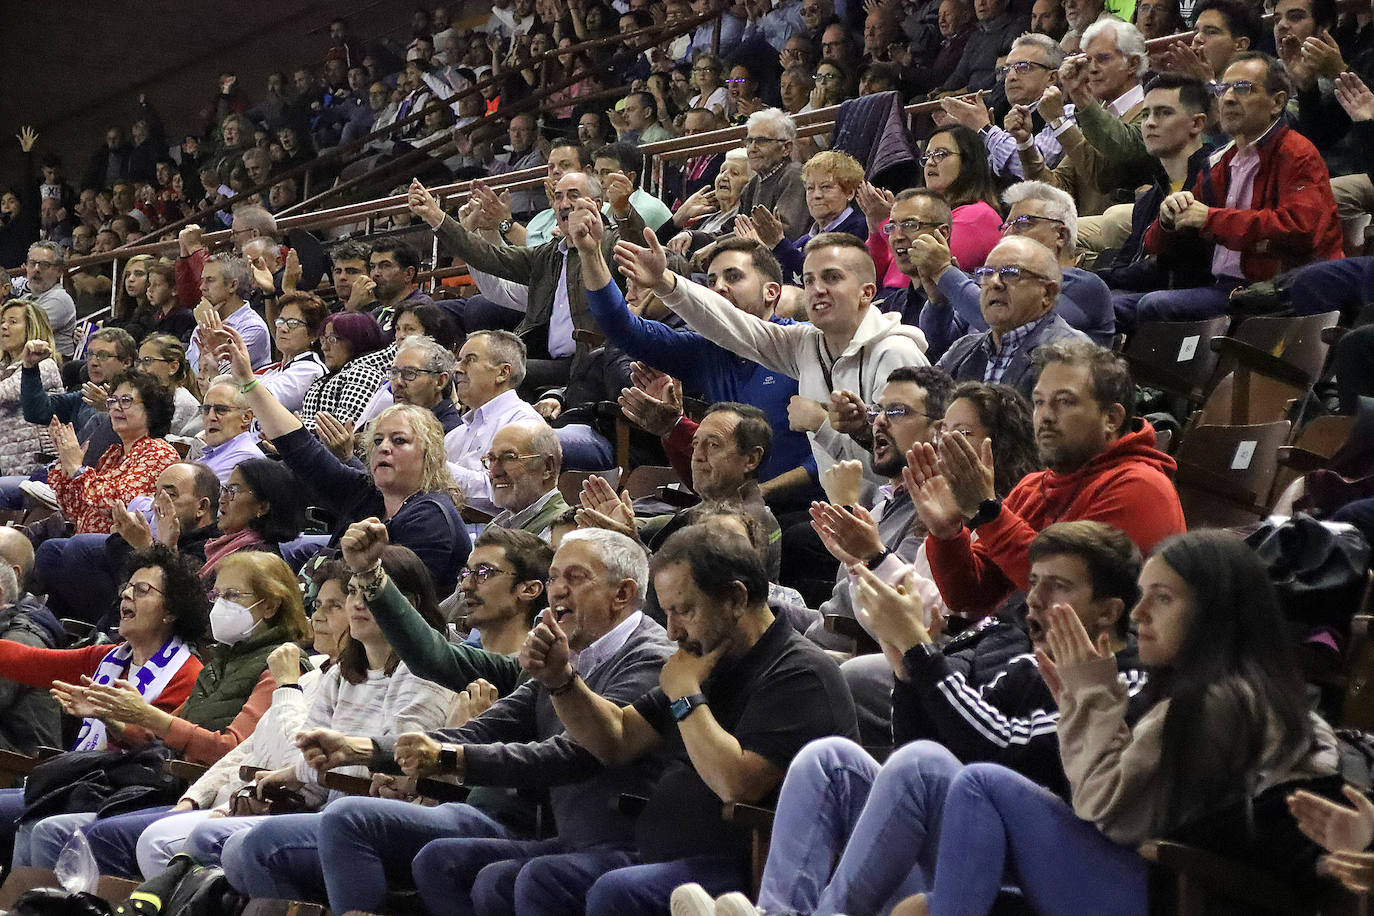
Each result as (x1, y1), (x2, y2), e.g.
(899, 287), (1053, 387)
(0, 0), (1373, 913)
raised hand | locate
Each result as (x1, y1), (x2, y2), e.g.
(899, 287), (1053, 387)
(819, 458), (864, 507)
(660, 640), (729, 698)
(16, 126), (38, 153)
(666, 231), (695, 254)
(151, 489), (181, 546)
(577, 475), (638, 539)
(110, 500), (154, 550)
(22, 339), (51, 369)
(903, 442), (964, 540)
(936, 430), (996, 518)
(313, 410), (355, 462)
(809, 501), (882, 566)
(909, 231), (953, 282)
(407, 178), (445, 228)
(470, 178), (513, 225)
(1005, 104), (1034, 144)
(1288, 784), (1374, 854)
(340, 517), (390, 573)
(266, 642), (302, 687)
(520, 611), (575, 689)
(674, 186), (719, 224)
(787, 395), (829, 433)
(852, 562), (929, 653)
(745, 205), (785, 248)
(939, 91), (991, 131)
(1042, 602), (1111, 671)
(1335, 71), (1374, 123)
(447, 678), (499, 726)
(50, 681), (100, 718)
(566, 197), (604, 251)
(618, 377), (683, 437)
(1159, 40), (1212, 83)
(855, 181), (895, 229)
(212, 325), (255, 386)
(283, 249), (302, 293)
(1037, 85), (1066, 125)
(81, 677), (156, 727)
(1057, 56), (1094, 103)
(1303, 29), (1347, 81)
(613, 228), (671, 293)
(50, 417), (84, 477)
(602, 170), (635, 217)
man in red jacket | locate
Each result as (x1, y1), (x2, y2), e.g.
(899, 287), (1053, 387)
(1118, 51), (1342, 330)
(909, 340), (1185, 617)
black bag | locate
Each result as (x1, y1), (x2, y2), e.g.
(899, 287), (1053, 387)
(114, 854), (245, 916)
(1245, 512), (1371, 631)
(12, 888), (113, 916)
(20, 744), (183, 824)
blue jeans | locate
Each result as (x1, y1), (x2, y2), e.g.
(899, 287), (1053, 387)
(316, 796), (517, 914)
(23, 811), (98, 868)
(581, 855), (748, 916)
(278, 533), (331, 572)
(1285, 255), (1374, 320)
(759, 737), (957, 916)
(555, 423), (615, 471)
(35, 533), (118, 625)
(1113, 280), (1241, 334)
(927, 763), (1146, 916)
(81, 805), (175, 879)
(221, 812), (329, 901)
(0, 475), (29, 510)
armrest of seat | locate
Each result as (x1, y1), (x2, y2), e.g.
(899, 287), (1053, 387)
(1276, 446), (1329, 475)
(1209, 337), (1313, 388)
(1138, 839), (1308, 912)
(461, 505), (496, 524)
(722, 801), (775, 832)
(416, 777), (469, 803)
(824, 615), (881, 656)
(168, 760), (209, 783)
(34, 746), (64, 760)
(0, 749), (40, 775)
(321, 771), (373, 796)
(1172, 460), (1265, 514)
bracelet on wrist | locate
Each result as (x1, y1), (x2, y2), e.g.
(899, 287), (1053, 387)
(548, 669), (580, 697)
(239, 378), (261, 395)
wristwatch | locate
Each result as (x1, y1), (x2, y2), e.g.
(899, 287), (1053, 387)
(865, 548), (891, 570)
(438, 743), (461, 770)
(498, 219), (513, 240)
(967, 498), (1002, 530)
(669, 693), (708, 722)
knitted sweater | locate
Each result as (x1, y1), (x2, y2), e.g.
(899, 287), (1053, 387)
(0, 359), (60, 476)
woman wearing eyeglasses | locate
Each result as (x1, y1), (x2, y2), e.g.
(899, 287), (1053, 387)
(254, 292), (328, 414)
(921, 125), (1003, 271)
(0, 546), (206, 862)
(48, 369), (181, 535)
(688, 53), (729, 118)
(201, 458), (305, 581)
(0, 300), (63, 475)
(138, 333), (203, 437)
(298, 311), (391, 432)
(14, 549), (316, 874)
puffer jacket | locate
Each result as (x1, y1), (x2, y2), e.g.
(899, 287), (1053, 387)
(0, 359), (61, 476)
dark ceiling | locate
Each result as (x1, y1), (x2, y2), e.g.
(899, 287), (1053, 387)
(0, 1), (483, 190)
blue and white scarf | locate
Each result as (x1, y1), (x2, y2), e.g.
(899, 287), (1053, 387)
(72, 637), (193, 751)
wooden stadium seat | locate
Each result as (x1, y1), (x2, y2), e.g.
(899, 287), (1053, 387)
(1172, 421), (1291, 529)
(1122, 316), (1232, 403)
(1196, 311), (1341, 429)
(557, 468), (620, 506)
(1339, 606), (1374, 731)
(1271, 414), (1357, 504)
(622, 465), (684, 500)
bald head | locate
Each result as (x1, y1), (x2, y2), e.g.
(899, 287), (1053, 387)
(0, 526), (35, 583)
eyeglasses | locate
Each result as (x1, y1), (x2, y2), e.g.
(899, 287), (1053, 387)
(458, 564), (516, 584)
(996, 60), (1055, 81)
(972, 265), (1055, 285)
(387, 365), (440, 382)
(865, 404), (935, 424)
(882, 218), (947, 236)
(274, 317), (309, 330)
(921, 148), (957, 166)
(1000, 214), (1065, 234)
(813, 72), (840, 83)
(198, 403), (242, 417)
(480, 452), (541, 469)
(136, 355), (173, 368)
(744, 136), (786, 147)
(321, 334), (343, 345)
(105, 395), (143, 410)
(725, 78), (749, 86)
(25, 259), (58, 269)
(118, 580), (163, 599)
(206, 587), (257, 604)
(88, 349), (122, 361)
(1207, 79), (1259, 97)
(220, 483), (246, 500)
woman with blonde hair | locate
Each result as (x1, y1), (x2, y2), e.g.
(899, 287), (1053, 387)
(110, 254), (157, 340)
(219, 324), (470, 595)
(138, 332), (202, 436)
(0, 301), (62, 475)
(741, 149), (869, 282)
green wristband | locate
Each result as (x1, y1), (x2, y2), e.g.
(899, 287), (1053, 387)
(239, 378), (261, 395)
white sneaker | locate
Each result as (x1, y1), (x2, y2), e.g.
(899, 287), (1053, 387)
(714, 891), (764, 916)
(670, 883), (717, 916)
(19, 481), (58, 511)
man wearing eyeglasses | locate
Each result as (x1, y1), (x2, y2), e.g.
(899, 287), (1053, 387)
(935, 237), (1089, 400)
(913, 181), (1114, 356)
(483, 421), (570, 539)
(736, 109), (810, 240)
(14, 243), (77, 358)
(1129, 52), (1343, 326)
(193, 379), (261, 483)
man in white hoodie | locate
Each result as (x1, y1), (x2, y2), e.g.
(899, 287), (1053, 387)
(614, 230), (929, 481)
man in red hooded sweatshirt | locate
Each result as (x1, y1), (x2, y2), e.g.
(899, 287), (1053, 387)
(909, 339), (1185, 618)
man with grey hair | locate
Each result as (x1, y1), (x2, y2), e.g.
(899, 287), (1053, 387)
(936, 236), (1089, 399)
(735, 109), (808, 240)
(230, 204), (280, 253)
(1011, 17), (1152, 217)
(242, 148), (273, 188)
(243, 523), (674, 916)
(940, 32), (1069, 178)
(1060, 0), (1114, 52)
(390, 335), (461, 433)
(0, 526), (62, 752)
(445, 329), (545, 515)
(14, 242), (77, 357)
(408, 174), (647, 393)
(911, 181), (1115, 346)
(194, 376), (262, 480)
(186, 251), (272, 371)
(486, 419), (569, 538)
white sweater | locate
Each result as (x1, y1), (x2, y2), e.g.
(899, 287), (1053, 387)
(660, 276), (929, 480)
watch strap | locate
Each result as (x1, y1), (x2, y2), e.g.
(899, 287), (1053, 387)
(670, 693), (708, 722)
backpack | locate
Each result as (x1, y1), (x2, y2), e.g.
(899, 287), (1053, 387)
(114, 855), (245, 916)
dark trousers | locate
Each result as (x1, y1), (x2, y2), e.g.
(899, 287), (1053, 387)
(1285, 255), (1374, 322)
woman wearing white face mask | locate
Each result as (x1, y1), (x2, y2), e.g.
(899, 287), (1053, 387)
(16, 550), (313, 873)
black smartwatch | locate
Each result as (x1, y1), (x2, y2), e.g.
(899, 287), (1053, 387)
(967, 498), (1002, 530)
(669, 693), (708, 722)
(438, 743), (460, 770)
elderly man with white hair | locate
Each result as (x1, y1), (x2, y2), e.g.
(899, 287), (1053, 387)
(910, 181), (1115, 348)
(735, 109), (809, 240)
(1010, 18), (1153, 217)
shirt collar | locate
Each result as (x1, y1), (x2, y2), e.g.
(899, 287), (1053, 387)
(464, 388), (521, 424)
(1234, 117), (1284, 154)
(505, 487), (560, 528)
(1106, 83), (1145, 119)
(200, 429), (258, 457)
(985, 311), (1055, 355)
(813, 206), (854, 236)
(572, 610), (644, 676)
